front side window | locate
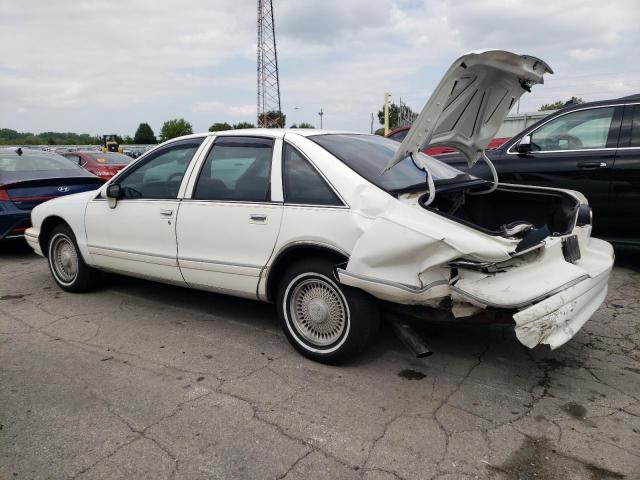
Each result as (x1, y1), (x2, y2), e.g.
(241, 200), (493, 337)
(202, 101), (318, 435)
(283, 143), (342, 205)
(117, 138), (203, 199)
(194, 136), (273, 202)
(530, 107), (615, 151)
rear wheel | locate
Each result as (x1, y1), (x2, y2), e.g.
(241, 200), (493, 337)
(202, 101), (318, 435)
(47, 224), (99, 292)
(277, 258), (379, 364)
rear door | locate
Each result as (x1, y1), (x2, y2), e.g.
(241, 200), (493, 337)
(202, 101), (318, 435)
(609, 103), (640, 242)
(176, 136), (283, 298)
(499, 105), (622, 236)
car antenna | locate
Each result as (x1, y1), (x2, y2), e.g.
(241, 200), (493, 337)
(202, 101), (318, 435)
(16, 147), (23, 156)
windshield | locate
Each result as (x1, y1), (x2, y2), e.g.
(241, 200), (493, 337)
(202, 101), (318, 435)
(0, 151), (84, 172)
(88, 152), (134, 165)
(309, 134), (476, 192)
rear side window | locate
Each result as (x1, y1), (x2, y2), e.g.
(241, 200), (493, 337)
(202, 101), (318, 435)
(194, 136), (273, 202)
(283, 143), (342, 206)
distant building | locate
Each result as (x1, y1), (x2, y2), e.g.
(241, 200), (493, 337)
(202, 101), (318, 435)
(496, 111), (556, 138)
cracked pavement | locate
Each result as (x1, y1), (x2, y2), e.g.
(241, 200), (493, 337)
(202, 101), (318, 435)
(1, 241), (639, 480)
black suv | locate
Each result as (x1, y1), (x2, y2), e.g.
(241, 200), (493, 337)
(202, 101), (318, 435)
(436, 94), (640, 245)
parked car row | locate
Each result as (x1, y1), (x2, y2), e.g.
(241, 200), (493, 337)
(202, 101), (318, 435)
(0, 148), (104, 240)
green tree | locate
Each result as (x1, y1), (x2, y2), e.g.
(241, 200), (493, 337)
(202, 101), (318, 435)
(160, 118), (193, 142)
(123, 135), (134, 144)
(377, 103), (416, 130)
(209, 122), (232, 132)
(233, 121), (255, 129)
(133, 123), (157, 144)
(297, 122), (315, 129)
(374, 127), (385, 136)
(540, 97), (584, 111)
(258, 110), (285, 128)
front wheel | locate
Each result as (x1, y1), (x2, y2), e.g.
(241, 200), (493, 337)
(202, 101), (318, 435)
(277, 258), (379, 364)
(47, 224), (99, 293)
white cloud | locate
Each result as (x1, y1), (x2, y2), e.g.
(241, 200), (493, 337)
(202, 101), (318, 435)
(568, 48), (603, 62)
(1, 0), (639, 134)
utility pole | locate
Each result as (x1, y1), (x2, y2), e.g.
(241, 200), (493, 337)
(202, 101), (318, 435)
(318, 108), (324, 129)
(257, 0), (283, 127)
(370, 112), (374, 134)
(384, 92), (390, 135)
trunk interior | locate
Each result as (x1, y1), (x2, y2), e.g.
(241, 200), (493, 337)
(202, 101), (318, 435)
(421, 185), (580, 238)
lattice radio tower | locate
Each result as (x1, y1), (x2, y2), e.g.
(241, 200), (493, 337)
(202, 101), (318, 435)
(257, 0), (283, 128)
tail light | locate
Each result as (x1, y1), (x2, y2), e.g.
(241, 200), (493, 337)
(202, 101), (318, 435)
(0, 187), (9, 201)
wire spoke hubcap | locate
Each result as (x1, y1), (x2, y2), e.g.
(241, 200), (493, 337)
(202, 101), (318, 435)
(290, 278), (346, 346)
(52, 236), (78, 283)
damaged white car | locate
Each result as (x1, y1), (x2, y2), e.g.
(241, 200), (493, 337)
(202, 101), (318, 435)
(26, 50), (614, 364)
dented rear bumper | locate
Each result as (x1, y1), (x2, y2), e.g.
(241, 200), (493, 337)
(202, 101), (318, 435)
(338, 231), (614, 350)
(512, 238), (613, 349)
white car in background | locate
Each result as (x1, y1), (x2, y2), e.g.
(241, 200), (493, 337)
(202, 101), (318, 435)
(26, 51), (614, 364)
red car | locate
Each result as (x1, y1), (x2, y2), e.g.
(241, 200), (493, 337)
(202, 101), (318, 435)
(61, 151), (134, 181)
(386, 125), (510, 155)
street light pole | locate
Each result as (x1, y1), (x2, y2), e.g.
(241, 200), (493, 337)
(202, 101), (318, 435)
(318, 108), (324, 129)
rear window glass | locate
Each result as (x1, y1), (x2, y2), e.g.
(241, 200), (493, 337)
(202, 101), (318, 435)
(0, 152), (83, 172)
(88, 152), (134, 165)
(309, 134), (473, 192)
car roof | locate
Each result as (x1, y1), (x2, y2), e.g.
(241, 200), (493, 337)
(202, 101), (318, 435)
(0, 148), (63, 157)
(201, 128), (364, 139)
(553, 93), (640, 115)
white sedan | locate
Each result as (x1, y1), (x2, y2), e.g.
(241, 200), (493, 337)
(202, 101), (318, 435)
(26, 51), (614, 363)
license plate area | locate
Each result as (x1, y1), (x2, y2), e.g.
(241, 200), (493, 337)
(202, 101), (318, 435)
(562, 235), (581, 263)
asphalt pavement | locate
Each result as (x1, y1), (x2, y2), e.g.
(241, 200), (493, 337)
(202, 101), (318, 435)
(1, 241), (639, 480)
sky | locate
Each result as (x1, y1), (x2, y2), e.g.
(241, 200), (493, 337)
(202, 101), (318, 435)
(1, 0), (639, 136)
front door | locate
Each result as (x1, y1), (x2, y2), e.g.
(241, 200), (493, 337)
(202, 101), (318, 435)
(85, 138), (205, 284)
(498, 105), (621, 236)
(176, 136), (283, 298)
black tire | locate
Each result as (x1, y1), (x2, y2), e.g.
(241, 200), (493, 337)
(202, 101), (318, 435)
(47, 224), (99, 293)
(277, 257), (380, 364)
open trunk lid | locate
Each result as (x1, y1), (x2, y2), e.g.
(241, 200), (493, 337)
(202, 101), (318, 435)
(387, 50), (552, 170)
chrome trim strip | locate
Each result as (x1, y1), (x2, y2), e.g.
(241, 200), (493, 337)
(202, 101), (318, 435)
(270, 240), (350, 263)
(179, 199), (282, 206)
(510, 147), (616, 155)
(337, 268), (449, 294)
(451, 274), (590, 309)
(178, 256), (262, 269)
(87, 244), (176, 260)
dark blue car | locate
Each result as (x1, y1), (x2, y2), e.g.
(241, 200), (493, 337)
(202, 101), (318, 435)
(0, 148), (104, 240)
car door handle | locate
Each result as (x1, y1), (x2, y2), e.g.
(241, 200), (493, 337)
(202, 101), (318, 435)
(577, 162), (607, 169)
(160, 209), (174, 216)
(249, 214), (268, 223)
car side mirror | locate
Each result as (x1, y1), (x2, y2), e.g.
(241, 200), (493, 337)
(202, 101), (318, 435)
(106, 184), (122, 199)
(105, 184), (121, 209)
(515, 135), (532, 154)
